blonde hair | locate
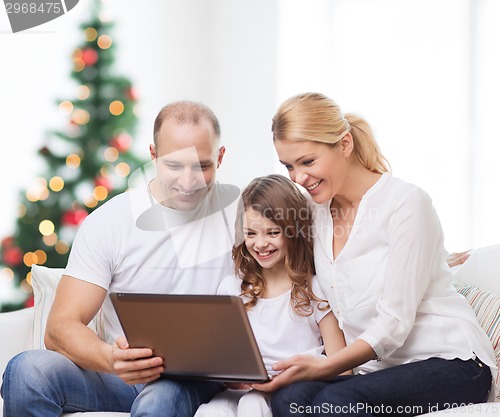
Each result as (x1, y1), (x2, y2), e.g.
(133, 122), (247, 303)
(272, 92), (390, 174)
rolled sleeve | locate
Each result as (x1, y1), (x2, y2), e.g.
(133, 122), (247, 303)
(356, 188), (445, 359)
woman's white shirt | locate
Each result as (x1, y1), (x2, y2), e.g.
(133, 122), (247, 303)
(312, 173), (496, 384)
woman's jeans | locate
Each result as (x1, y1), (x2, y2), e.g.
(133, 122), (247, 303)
(271, 357), (492, 417)
(1, 349), (223, 417)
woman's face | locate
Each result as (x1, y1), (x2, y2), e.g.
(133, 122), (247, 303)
(274, 139), (347, 204)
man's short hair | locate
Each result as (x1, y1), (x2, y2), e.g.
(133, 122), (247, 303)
(153, 101), (221, 148)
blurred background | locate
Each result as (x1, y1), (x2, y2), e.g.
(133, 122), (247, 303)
(1, 0), (499, 309)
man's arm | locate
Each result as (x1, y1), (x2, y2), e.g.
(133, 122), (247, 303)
(45, 275), (112, 371)
(45, 275), (164, 384)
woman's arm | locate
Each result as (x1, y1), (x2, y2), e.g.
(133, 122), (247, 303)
(253, 339), (375, 392)
(355, 188), (445, 361)
(255, 188), (446, 392)
(318, 311), (352, 375)
(253, 312), (368, 392)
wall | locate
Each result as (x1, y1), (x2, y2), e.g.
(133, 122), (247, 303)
(1, 0), (499, 250)
(0, 0), (279, 238)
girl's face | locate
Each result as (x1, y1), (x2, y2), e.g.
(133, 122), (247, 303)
(274, 139), (348, 204)
(243, 209), (286, 271)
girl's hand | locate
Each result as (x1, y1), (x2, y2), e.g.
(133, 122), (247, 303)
(111, 336), (165, 385)
(252, 355), (335, 392)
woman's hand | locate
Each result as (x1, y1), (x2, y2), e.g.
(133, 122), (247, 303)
(447, 250), (471, 268)
(252, 355), (335, 392)
(111, 336), (165, 385)
(253, 340), (374, 392)
(224, 382), (253, 390)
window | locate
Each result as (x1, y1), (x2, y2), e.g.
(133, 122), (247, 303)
(276, 0), (500, 249)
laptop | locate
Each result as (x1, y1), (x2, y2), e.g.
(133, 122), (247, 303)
(110, 293), (271, 383)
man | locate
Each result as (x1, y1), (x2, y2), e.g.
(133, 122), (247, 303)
(1, 101), (240, 416)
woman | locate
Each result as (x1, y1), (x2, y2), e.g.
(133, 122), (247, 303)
(254, 93), (496, 416)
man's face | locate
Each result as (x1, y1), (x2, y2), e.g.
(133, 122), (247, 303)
(150, 118), (224, 211)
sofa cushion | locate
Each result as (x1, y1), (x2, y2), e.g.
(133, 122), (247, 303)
(453, 280), (500, 401)
(0, 307), (34, 378)
(31, 264), (105, 349)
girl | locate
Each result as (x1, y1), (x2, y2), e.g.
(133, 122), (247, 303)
(256, 92), (496, 416)
(195, 174), (349, 417)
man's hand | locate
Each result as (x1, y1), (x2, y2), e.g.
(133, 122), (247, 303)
(111, 336), (165, 385)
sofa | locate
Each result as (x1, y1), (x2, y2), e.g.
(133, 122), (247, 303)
(0, 265), (128, 417)
(1, 245), (500, 416)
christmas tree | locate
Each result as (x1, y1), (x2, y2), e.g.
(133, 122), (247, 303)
(0, 0), (144, 312)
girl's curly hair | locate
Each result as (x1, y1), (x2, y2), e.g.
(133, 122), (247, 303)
(232, 174), (326, 316)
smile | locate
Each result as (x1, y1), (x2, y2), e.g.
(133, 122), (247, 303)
(256, 250), (276, 258)
(177, 189), (197, 196)
(306, 180), (322, 191)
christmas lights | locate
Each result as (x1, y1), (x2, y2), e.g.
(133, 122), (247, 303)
(0, 0), (144, 312)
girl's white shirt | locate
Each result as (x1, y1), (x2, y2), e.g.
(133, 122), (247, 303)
(217, 275), (331, 376)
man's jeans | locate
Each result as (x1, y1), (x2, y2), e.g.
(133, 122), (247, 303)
(1, 349), (223, 417)
(271, 357), (492, 417)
